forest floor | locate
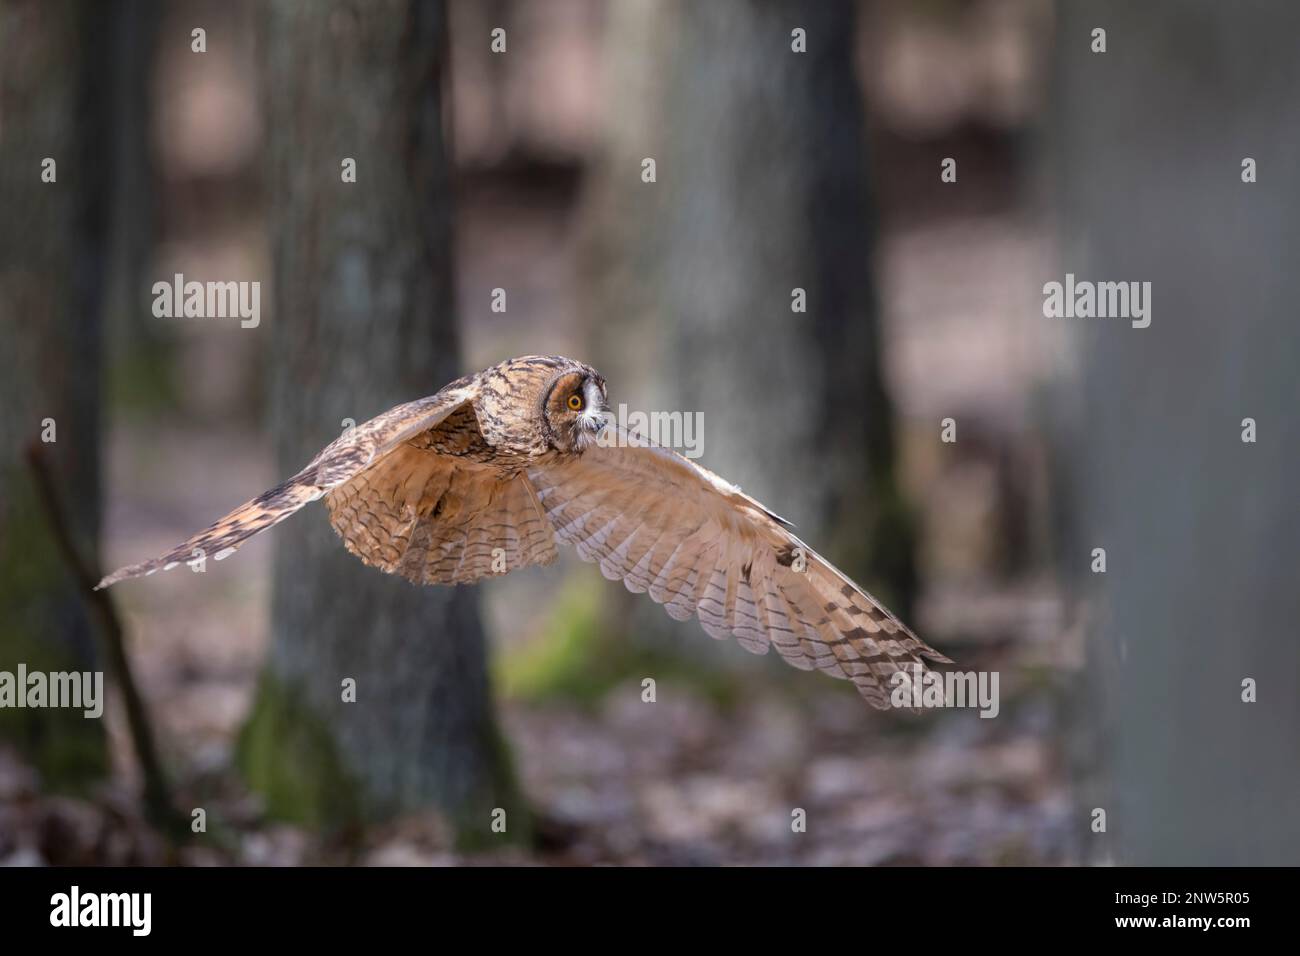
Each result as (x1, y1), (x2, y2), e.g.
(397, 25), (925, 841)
(1, 590), (1079, 866)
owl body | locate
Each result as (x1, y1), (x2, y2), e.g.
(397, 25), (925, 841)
(98, 354), (948, 710)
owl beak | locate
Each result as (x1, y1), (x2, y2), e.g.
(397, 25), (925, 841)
(581, 380), (609, 435)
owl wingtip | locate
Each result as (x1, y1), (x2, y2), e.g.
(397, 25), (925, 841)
(95, 564), (141, 590)
(94, 571), (121, 590)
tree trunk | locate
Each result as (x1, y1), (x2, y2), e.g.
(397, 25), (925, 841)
(0, 0), (116, 788)
(238, 0), (524, 846)
(582, 0), (915, 665)
(102, 0), (164, 407)
(1056, 0), (1300, 864)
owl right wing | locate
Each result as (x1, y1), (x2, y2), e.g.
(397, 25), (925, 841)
(96, 383), (480, 589)
(526, 427), (950, 709)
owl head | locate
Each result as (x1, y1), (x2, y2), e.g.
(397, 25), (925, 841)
(542, 362), (608, 453)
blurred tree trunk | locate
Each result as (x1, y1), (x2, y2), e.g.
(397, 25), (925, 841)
(1056, 0), (1300, 863)
(103, 0), (164, 408)
(0, 0), (118, 787)
(239, 0), (524, 846)
(582, 0), (915, 665)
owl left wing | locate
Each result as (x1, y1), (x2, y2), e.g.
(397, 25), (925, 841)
(527, 428), (950, 709)
(96, 385), (478, 589)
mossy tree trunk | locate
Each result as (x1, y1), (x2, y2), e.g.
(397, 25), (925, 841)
(0, 0), (123, 788)
(239, 0), (525, 847)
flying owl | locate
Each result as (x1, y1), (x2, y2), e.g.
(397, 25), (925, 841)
(98, 355), (949, 708)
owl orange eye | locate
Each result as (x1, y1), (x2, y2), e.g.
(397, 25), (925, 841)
(567, 394), (584, 411)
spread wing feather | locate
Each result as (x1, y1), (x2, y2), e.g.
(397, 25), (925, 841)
(325, 444), (557, 585)
(527, 428), (950, 709)
(95, 385), (478, 589)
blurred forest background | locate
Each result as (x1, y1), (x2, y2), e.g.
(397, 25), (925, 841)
(1, 0), (1296, 866)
